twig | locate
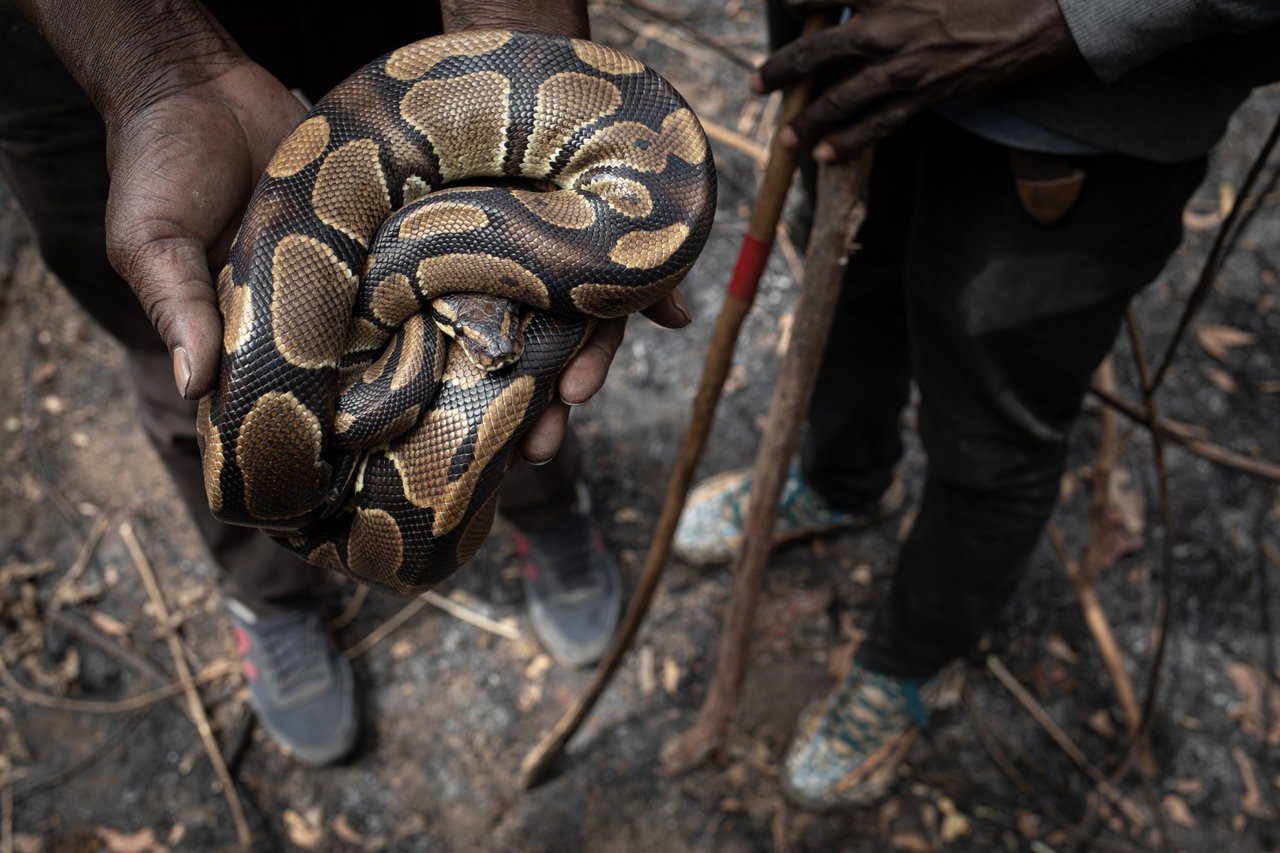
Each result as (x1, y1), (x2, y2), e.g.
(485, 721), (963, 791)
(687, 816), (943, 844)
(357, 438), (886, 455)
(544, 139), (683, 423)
(986, 655), (1103, 784)
(2, 783), (11, 853)
(963, 686), (1143, 853)
(612, 0), (758, 70)
(1091, 385), (1280, 481)
(344, 590), (519, 661)
(48, 610), (170, 686)
(701, 120), (769, 167)
(8, 711), (153, 802)
(1150, 111), (1280, 389)
(0, 654), (233, 714)
(326, 585), (368, 632)
(120, 521), (252, 850)
(48, 514), (110, 610)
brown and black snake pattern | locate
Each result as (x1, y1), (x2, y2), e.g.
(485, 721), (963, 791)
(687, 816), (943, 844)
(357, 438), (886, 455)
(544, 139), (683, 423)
(196, 31), (717, 595)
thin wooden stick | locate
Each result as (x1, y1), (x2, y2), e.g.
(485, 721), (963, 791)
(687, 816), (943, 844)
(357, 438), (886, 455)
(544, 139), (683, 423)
(49, 514), (110, 609)
(1045, 523), (1144, 759)
(0, 655), (234, 714)
(701, 120), (769, 167)
(120, 521), (252, 850)
(344, 590), (519, 661)
(517, 12), (839, 789)
(661, 155), (870, 773)
(326, 585), (368, 632)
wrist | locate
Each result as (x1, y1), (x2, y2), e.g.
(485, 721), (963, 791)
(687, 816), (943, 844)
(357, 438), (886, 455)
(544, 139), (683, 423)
(17, 0), (246, 126)
(440, 0), (590, 39)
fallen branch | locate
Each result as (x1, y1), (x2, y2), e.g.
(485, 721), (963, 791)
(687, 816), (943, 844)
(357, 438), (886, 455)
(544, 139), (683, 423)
(1091, 385), (1280, 481)
(662, 155), (870, 773)
(0, 654), (233, 715)
(120, 521), (252, 850)
(48, 514), (110, 610)
(700, 121), (769, 167)
(344, 590), (519, 661)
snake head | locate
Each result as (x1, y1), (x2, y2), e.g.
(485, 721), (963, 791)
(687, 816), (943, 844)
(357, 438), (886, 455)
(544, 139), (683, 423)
(430, 292), (526, 371)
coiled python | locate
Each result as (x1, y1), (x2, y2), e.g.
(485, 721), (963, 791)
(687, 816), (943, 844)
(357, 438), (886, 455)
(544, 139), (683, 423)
(196, 30), (716, 595)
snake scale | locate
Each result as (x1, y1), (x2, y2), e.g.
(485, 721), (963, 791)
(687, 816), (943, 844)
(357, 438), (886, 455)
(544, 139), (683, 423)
(196, 31), (717, 595)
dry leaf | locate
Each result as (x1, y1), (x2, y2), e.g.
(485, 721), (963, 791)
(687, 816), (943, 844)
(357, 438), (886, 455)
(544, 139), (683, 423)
(1182, 209), (1221, 232)
(1203, 366), (1238, 394)
(166, 823), (186, 846)
(524, 654), (552, 681)
(89, 610), (129, 639)
(776, 311), (794, 356)
(332, 815), (366, 846)
(390, 639), (413, 660)
(1231, 746), (1275, 820)
(516, 681), (543, 712)
(1197, 323), (1256, 364)
(1087, 709), (1117, 739)
(638, 646), (656, 697)
(11, 833), (43, 853)
(936, 796), (970, 843)
(1226, 662), (1280, 745)
(662, 658), (681, 696)
(890, 832), (932, 851)
(850, 564), (873, 586)
(1162, 794), (1197, 828)
(94, 827), (169, 853)
(1046, 636), (1078, 663)
(1015, 810), (1041, 840)
(1173, 778), (1203, 797)
(1219, 180), (1236, 217)
(284, 808), (326, 850)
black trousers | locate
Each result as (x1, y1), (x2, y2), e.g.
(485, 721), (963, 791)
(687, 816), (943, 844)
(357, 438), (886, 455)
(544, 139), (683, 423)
(800, 116), (1205, 677)
(0, 2), (581, 614)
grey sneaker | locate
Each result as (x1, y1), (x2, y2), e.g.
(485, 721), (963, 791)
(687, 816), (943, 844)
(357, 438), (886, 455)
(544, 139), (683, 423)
(514, 490), (621, 669)
(227, 598), (358, 766)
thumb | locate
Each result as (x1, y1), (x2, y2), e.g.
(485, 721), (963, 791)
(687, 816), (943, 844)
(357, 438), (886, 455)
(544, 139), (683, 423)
(107, 226), (224, 399)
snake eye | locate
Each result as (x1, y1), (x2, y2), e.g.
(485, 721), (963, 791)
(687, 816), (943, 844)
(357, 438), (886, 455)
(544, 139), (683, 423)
(453, 322), (465, 335)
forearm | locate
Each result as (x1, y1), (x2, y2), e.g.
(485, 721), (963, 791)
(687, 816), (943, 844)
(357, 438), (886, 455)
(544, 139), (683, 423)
(15, 0), (246, 126)
(440, 0), (589, 39)
(1057, 0), (1280, 81)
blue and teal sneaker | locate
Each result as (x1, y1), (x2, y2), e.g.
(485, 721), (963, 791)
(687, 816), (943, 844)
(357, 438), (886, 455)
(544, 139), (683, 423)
(672, 461), (904, 565)
(781, 659), (962, 810)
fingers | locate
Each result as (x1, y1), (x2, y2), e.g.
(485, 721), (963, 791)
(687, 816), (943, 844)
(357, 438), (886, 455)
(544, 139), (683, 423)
(106, 227), (223, 398)
(559, 317), (626, 406)
(519, 399), (569, 464)
(753, 24), (865, 95)
(813, 98), (919, 161)
(639, 288), (693, 329)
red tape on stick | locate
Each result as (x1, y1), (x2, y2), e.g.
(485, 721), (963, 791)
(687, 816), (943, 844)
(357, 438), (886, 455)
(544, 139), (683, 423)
(726, 234), (774, 301)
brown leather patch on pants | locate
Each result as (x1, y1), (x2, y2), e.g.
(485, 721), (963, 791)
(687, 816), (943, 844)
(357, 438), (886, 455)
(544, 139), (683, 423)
(1009, 149), (1086, 226)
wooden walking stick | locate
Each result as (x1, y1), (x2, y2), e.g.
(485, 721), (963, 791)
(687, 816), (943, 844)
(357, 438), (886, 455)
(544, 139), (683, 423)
(518, 13), (838, 789)
(661, 155), (871, 773)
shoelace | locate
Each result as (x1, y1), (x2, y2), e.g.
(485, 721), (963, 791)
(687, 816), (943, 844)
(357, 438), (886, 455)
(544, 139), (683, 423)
(826, 668), (931, 751)
(256, 611), (329, 693)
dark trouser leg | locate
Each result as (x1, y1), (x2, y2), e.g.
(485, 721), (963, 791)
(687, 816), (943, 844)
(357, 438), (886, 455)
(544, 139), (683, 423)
(858, 117), (1206, 678)
(497, 434), (584, 533)
(800, 124), (918, 508)
(0, 5), (321, 614)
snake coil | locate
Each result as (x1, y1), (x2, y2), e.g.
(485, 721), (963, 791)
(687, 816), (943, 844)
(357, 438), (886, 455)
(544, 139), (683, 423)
(196, 31), (717, 594)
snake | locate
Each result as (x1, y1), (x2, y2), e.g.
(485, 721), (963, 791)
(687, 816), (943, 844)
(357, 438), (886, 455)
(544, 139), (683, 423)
(195, 30), (717, 595)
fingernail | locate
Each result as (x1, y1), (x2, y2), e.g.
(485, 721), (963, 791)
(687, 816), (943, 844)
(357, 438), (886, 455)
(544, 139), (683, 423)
(172, 346), (192, 398)
(749, 72), (766, 95)
(781, 127), (800, 149)
(814, 142), (837, 162)
(527, 453), (556, 467)
(669, 291), (693, 326)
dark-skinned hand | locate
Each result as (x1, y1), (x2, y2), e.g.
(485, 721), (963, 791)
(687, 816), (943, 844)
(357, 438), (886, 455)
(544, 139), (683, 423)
(753, 0), (1081, 161)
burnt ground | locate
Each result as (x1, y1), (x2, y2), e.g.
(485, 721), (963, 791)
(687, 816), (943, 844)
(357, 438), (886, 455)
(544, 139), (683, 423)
(2, 3), (1279, 851)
